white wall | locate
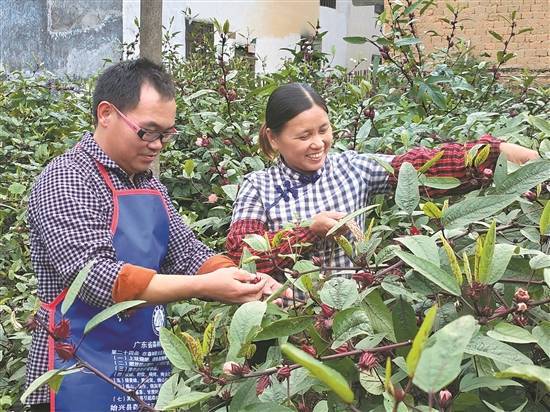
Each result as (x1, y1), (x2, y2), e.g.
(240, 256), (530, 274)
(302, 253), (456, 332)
(123, 0), (379, 73)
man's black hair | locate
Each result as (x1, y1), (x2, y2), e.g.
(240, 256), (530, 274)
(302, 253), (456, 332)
(92, 58), (176, 125)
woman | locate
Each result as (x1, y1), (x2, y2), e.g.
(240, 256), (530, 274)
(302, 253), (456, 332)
(226, 83), (538, 278)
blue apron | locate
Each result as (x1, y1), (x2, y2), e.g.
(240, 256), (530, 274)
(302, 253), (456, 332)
(43, 162), (171, 411)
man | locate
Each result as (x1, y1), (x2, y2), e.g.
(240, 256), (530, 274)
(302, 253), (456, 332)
(26, 58), (285, 411)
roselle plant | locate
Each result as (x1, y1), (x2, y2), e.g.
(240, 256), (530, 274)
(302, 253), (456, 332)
(2, 1), (550, 410)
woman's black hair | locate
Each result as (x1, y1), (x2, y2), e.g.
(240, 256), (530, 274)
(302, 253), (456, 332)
(259, 83), (328, 158)
(92, 58), (175, 125)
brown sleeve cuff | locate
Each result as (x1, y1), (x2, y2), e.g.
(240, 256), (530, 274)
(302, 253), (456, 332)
(197, 254), (236, 275)
(112, 263), (156, 303)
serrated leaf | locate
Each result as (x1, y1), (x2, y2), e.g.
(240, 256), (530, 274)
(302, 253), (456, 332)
(364, 289), (396, 342)
(392, 297), (418, 357)
(478, 220), (496, 284)
(159, 328), (193, 371)
(222, 184), (239, 201)
(61, 260), (94, 315)
(406, 305), (437, 377)
(395, 251), (460, 295)
(395, 162), (420, 214)
(442, 195), (517, 230)
(160, 391), (215, 410)
(331, 308), (372, 348)
(239, 247), (257, 273)
(459, 373), (521, 392)
(528, 115), (550, 136)
(465, 333), (533, 365)
(227, 301), (267, 362)
(8, 182), (26, 195)
(418, 175), (461, 189)
(84, 300), (145, 335)
(319, 278), (359, 310)
(413, 315), (478, 392)
(202, 320), (216, 356)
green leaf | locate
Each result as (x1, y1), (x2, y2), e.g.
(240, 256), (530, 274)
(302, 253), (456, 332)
(160, 391), (215, 410)
(335, 235), (353, 257)
(227, 301), (267, 362)
(465, 333), (533, 365)
(406, 305), (437, 377)
(440, 234), (463, 285)
(417, 151), (444, 174)
(319, 277), (359, 310)
(331, 308), (373, 348)
(242, 404), (295, 412)
(489, 30), (503, 41)
(325, 205), (378, 237)
(159, 328), (193, 371)
(487, 322), (537, 344)
(395, 37), (422, 47)
(529, 254), (550, 270)
(496, 365), (550, 391)
(202, 318), (217, 356)
(281, 343), (354, 404)
(493, 152), (508, 187)
(422, 201), (442, 218)
(418, 175), (461, 189)
(359, 369), (385, 395)
(478, 220), (496, 284)
(414, 315), (478, 392)
(392, 297), (418, 356)
(155, 374), (191, 410)
(442, 195), (517, 230)
(395, 251), (461, 295)
(487, 244), (516, 284)
(61, 260), (94, 315)
(222, 184), (239, 201)
(239, 247), (257, 273)
(459, 373), (521, 392)
(492, 160), (550, 196)
(255, 316), (313, 341)
(343, 36), (367, 44)
(8, 182), (26, 195)
(364, 289), (396, 342)
(395, 162), (420, 214)
(243, 234), (270, 252)
(20, 369), (63, 403)
(396, 235), (440, 265)
(540, 200), (550, 235)
(528, 115), (550, 136)
(183, 159), (194, 177)
(532, 322), (550, 358)
(84, 300), (145, 335)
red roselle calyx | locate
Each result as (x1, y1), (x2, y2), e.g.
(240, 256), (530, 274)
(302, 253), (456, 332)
(522, 191), (536, 201)
(409, 226), (421, 236)
(512, 313), (528, 326)
(54, 342), (76, 361)
(352, 271), (374, 285)
(301, 343), (317, 357)
(256, 374), (272, 395)
(482, 168), (493, 178)
(276, 365), (292, 382)
(25, 315), (38, 332)
(515, 302), (528, 313)
(358, 351), (378, 371)
(493, 306), (508, 317)
(514, 288), (530, 303)
(320, 304), (335, 318)
(222, 361), (250, 376)
(53, 319), (71, 340)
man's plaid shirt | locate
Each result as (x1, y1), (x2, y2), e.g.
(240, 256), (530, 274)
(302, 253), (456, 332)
(26, 132), (213, 404)
(226, 135), (501, 277)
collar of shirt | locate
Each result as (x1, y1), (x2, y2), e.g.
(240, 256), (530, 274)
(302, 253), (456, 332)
(276, 156), (328, 185)
(79, 131), (153, 183)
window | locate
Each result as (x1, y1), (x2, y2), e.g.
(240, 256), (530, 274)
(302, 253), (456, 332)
(185, 19), (214, 59)
(320, 0), (336, 9)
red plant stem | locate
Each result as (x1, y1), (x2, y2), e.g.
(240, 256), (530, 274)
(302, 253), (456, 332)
(486, 297), (550, 322)
(235, 340), (412, 380)
(497, 279), (545, 285)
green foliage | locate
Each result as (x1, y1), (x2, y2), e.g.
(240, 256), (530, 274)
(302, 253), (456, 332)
(2, 2), (550, 410)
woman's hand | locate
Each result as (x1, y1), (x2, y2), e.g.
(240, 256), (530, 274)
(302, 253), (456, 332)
(310, 211), (347, 237)
(499, 142), (540, 165)
(255, 272), (293, 306)
(194, 267), (267, 303)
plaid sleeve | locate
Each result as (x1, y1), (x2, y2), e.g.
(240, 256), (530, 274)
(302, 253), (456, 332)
(28, 164), (123, 308)
(388, 134), (502, 197)
(157, 182), (214, 275)
(349, 152), (395, 195)
(225, 219), (319, 277)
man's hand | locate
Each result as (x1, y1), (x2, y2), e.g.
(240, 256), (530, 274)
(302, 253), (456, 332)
(194, 267), (266, 303)
(310, 211), (347, 237)
(499, 142), (540, 165)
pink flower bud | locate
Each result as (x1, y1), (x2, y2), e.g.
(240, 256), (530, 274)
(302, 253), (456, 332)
(439, 389), (452, 407)
(195, 137), (203, 147)
(207, 193), (218, 203)
(516, 302), (528, 313)
(222, 361), (240, 375)
(320, 304), (335, 318)
(514, 288), (530, 303)
(276, 365), (291, 382)
(483, 168), (493, 178)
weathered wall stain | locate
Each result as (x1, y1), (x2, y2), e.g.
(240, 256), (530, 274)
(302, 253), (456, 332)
(0, 0), (123, 77)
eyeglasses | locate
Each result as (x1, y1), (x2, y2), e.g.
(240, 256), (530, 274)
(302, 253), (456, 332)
(110, 103), (179, 143)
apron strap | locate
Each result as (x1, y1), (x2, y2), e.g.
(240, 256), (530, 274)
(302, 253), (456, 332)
(96, 162), (116, 194)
